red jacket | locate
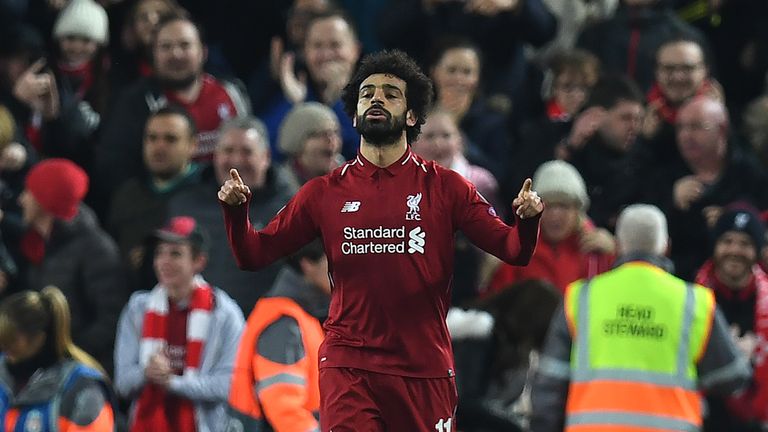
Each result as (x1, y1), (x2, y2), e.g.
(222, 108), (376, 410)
(486, 228), (613, 295)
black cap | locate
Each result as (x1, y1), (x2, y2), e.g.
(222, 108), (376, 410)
(711, 209), (765, 251)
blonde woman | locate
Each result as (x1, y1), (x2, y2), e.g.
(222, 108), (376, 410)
(0, 286), (115, 431)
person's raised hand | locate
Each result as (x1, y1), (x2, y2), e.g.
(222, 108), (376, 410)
(512, 178), (543, 219)
(673, 176), (704, 211)
(218, 168), (251, 206)
(279, 51), (308, 105)
(12, 59), (50, 111)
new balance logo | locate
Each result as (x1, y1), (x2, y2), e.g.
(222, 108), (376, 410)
(408, 227), (426, 254)
(341, 201), (361, 213)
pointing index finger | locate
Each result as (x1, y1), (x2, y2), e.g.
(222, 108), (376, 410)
(230, 168), (244, 185)
(521, 178), (532, 195)
(27, 58), (46, 74)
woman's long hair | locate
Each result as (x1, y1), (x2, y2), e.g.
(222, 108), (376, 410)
(0, 286), (105, 375)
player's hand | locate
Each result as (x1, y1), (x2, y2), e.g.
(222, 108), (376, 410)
(218, 168), (251, 206)
(673, 176), (704, 211)
(512, 178), (543, 219)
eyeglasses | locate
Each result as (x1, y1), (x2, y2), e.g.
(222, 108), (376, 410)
(657, 63), (703, 75)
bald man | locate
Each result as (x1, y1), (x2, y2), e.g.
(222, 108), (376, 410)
(660, 96), (768, 279)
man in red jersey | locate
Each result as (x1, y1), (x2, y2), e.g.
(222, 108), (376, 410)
(219, 49), (543, 432)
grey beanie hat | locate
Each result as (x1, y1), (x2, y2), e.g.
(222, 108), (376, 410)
(532, 160), (590, 211)
(53, 0), (109, 45)
(278, 102), (339, 156)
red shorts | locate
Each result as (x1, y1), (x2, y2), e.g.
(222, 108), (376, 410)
(319, 367), (458, 432)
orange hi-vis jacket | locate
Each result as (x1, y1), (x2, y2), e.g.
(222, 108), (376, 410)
(563, 262), (715, 432)
(228, 296), (324, 432)
(0, 359), (115, 432)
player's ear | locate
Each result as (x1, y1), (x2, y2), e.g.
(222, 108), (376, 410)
(406, 110), (417, 127)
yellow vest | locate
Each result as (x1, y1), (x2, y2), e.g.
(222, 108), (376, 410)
(564, 261), (715, 432)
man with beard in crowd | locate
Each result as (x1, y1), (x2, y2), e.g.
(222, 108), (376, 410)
(97, 11), (249, 218)
(696, 209), (768, 431)
(219, 50), (544, 431)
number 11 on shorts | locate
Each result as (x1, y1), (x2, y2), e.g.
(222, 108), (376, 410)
(435, 417), (453, 432)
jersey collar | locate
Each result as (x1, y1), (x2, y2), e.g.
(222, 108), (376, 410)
(356, 148), (418, 177)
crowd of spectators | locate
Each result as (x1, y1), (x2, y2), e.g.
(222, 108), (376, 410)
(3, 0), (768, 430)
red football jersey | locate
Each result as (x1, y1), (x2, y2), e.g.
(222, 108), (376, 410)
(223, 150), (540, 377)
(165, 74), (247, 160)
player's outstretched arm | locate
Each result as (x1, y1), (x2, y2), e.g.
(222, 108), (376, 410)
(218, 168), (251, 206)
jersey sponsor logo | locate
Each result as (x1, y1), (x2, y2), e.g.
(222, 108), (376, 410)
(406, 193), (422, 220)
(341, 226), (426, 255)
(408, 227), (426, 254)
(341, 201), (361, 213)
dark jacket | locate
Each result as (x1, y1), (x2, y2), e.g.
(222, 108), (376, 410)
(577, 3), (706, 92)
(22, 205), (129, 375)
(653, 147), (768, 280)
(378, 0), (556, 101)
(95, 75), (249, 198)
(167, 167), (296, 313)
(108, 164), (204, 290)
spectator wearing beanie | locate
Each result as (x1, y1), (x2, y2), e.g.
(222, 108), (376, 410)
(40, 0), (111, 174)
(695, 208), (768, 431)
(14, 159), (129, 376)
(276, 102), (344, 191)
(485, 160), (615, 295)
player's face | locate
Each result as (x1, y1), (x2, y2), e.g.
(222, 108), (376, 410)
(714, 231), (756, 284)
(153, 20), (205, 90)
(355, 73), (414, 146)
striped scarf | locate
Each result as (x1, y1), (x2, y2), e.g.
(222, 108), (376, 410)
(131, 275), (214, 432)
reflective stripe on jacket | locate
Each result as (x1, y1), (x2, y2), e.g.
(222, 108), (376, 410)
(564, 262), (715, 431)
(227, 296), (323, 432)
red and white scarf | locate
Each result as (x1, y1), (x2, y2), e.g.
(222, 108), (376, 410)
(131, 275), (214, 432)
(696, 261), (768, 422)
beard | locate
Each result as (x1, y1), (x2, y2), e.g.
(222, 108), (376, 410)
(156, 69), (199, 91)
(356, 107), (407, 147)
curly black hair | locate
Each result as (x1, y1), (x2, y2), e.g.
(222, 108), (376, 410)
(341, 49), (434, 144)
